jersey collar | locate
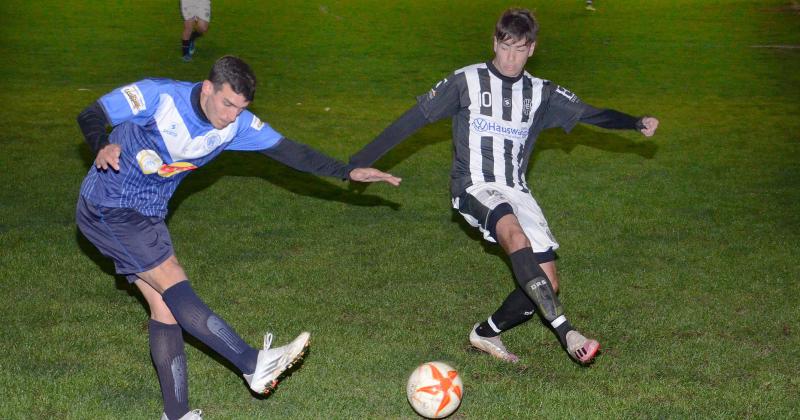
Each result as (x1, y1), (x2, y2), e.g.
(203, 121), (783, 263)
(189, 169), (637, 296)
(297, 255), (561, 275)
(191, 82), (211, 124)
(486, 61), (524, 83)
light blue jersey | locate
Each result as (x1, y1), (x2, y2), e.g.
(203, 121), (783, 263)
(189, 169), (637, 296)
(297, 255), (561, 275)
(80, 78), (282, 218)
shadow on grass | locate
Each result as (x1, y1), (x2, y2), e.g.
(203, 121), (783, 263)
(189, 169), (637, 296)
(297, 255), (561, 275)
(534, 124), (658, 160)
(167, 151), (402, 217)
(345, 124), (451, 194)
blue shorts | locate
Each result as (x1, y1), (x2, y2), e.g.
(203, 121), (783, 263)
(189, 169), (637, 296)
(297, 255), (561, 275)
(76, 195), (174, 282)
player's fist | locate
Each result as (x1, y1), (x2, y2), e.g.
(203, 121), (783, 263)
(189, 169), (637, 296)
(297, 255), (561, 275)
(95, 143), (122, 171)
(349, 167), (402, 186)
(639, 117), (659, 137)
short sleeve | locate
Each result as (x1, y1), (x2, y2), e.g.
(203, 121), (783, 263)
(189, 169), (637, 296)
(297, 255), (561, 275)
(225, 111), (284, 151)
(98, 79), (162, 126)
(415, 72), (464, 122)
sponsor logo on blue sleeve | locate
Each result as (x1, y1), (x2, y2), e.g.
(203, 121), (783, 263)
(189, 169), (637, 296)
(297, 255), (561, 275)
(121, 84), (146, 115)
(250, 115), (264, 131)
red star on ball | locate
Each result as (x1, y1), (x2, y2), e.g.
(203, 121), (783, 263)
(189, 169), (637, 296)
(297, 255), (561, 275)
(415, 363), (463, 417)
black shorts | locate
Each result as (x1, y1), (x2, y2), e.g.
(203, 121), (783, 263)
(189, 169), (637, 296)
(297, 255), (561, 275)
(76, 196), (174, 282)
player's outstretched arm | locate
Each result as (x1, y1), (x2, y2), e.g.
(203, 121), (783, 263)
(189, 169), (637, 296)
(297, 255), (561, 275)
(259, 138), (401, 185)
(349, 104), (429, 168)
(348, 168), (402, 186)
(577, 103), (660, 138)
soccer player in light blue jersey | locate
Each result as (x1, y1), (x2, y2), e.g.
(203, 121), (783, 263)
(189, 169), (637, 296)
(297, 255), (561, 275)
(76, 55), (400, 420)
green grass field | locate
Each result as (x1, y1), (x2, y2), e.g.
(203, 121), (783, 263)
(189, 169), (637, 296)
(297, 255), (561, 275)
(1, 1), (799, 418)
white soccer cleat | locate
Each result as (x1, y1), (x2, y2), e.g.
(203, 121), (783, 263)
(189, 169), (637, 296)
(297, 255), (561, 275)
(160, 409), (203, 420)
(243, 331), (311, 395)
(566, 330), (600, 364)
(469, 323), (520, 363)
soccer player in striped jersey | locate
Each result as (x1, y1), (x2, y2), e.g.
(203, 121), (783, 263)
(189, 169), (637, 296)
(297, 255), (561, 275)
(350, 8), (658, 365)
(76, 56), (400, 420)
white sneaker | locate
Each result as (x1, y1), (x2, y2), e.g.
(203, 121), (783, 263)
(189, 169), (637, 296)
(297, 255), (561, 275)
(243, 331), (311, 395)
(161, 409), (202, 420)
(468, 323), (520, 363)
(566, 330), (600, 364)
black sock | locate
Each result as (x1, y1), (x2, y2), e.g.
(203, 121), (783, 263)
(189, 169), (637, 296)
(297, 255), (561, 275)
(553, 318), (573, 348)
(476, 287), (537, 337)
(181, 40), (189, 56)
(475, 320), (498, 337)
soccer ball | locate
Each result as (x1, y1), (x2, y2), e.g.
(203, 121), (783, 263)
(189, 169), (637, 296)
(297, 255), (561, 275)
(406, 361), (463, 419)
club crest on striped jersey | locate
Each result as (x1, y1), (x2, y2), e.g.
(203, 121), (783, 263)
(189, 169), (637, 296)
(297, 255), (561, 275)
(523, 98), (533, 117)
(121, 84), (146, 115)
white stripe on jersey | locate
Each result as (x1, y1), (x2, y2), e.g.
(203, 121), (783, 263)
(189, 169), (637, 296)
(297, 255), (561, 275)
(489, 73), (506, 186)
(156, 94), (237, 161)
(462, 66), (487, 185)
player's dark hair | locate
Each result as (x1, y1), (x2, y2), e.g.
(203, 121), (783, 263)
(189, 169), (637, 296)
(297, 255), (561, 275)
(208, 55), (257, 101)
(494, 8), (538, 45)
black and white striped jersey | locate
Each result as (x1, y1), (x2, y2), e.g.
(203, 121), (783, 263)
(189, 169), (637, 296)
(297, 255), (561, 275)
(349, 61), (641, 197)
(417, 61), (596, 197)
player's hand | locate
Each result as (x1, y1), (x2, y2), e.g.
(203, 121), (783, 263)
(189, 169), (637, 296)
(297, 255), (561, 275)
(349, 167), (402, 186)
(95, 143), (122, 171)
(639, 117), (659, 137)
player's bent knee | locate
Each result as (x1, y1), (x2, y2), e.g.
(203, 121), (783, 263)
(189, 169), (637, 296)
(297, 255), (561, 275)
(139, 256), (187, 292)
(487, 202), (514, 240)
(499, 228), (530, 255)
